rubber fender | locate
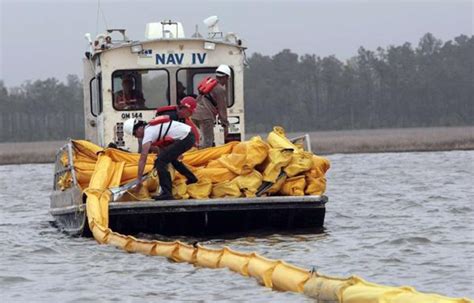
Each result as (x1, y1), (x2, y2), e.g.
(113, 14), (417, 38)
(247, 253), (281, 288)
(271, 261), (310, 293)
(171, 241), (197, 263)
(219, 247), (251, 276)
(195, 245), (224, 269)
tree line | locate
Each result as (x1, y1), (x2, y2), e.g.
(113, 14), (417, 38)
(245, 33), (473, 132)
(0, 33), (472, 142)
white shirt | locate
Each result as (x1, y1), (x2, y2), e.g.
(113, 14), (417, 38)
(142, 121), (191, 145)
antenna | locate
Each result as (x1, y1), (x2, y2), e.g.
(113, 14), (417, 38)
(192, 24), (203, 38)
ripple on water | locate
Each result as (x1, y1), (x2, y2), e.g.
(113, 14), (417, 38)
(1, 152), (474, 300)
(0, 276), (33, 284)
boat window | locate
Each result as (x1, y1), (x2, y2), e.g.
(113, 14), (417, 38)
(90, 76), (102, 116)
(112, 69), (169, 111)
(176, 67), (234, 107)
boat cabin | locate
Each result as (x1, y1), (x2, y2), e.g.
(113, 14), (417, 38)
(83, 19), (245, 151)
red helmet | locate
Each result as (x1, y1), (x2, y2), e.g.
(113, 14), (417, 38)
(180, 96), (197, 112)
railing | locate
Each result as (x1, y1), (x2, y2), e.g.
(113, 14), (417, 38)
(289, 134), (312, 153)
(52, 139), (77, 190)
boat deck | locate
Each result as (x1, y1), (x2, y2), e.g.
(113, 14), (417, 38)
(50, 190), (327, 237)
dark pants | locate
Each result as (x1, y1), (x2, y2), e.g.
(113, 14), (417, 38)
(155, 132), (196, 196)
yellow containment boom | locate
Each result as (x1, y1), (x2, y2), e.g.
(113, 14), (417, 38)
(63, 127), (470, 303)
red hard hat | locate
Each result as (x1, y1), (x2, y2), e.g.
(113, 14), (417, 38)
(180, 96), (197, 111)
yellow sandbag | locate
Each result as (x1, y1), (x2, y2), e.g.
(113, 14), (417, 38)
(217, 153), (253, 175)
(73, 160), (97, 172)
(266, 126), (299, 150)
(104, 147), (155, 166)
(234, 170), (263, 197)
(305, 176), (327, 195)
(262, 148), (294, 182)
(172, 178), (189, 199)
(219, 247), (251, 276)
(232, 136), (269, 168)
(247, 253), (281, 288)
(145, 169), (159, 193)
(109, 162), (125, 188)
(280, 175), (306, 196)
(303, 272), (354, 302)
(107, 231), (130, 249)
(267, 174), (287, 195)
(211, 179), (241, 198)
(84, 154), (115, 227)
(72, 140), (103, 160)
(195, 167), (237, 184)
(120, 164), (154, 184)
(182, 141), (239, 167)
(271, 261), (310, 292)
(125, 238), (156, 255)
(121, 185), (150, 201)
(90, 222), (110, 244)
(307, 155), (331, 178)
(57, 171), (72, 190)
(151, 241), (178, 258)
(195, 245), (224, 268)
(171, 241), (196, 263)
(342, 276), (470, 303)
(284, 151), (313, 177)
(187, 178), (212, 199)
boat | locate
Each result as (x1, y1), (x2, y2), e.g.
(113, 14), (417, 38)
(49, 17), (328, 237)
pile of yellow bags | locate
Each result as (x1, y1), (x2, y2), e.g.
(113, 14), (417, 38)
(58, 126), (330, 201)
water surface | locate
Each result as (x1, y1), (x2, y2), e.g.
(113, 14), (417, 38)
(1, 151), (473, 301)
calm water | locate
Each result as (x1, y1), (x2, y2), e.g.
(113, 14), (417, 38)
(1, 151), (473, 302)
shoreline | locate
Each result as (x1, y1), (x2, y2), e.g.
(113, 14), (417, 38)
(1, 126), (473, 165)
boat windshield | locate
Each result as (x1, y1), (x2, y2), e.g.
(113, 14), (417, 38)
(177, 67), (234, 107)
(112, 69), (169, 111)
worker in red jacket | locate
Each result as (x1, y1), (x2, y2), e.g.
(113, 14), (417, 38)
(155, 96), (200, 147)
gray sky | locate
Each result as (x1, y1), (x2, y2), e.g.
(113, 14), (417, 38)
(0, 0), (472, 87)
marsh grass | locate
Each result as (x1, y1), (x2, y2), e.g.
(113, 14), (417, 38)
(0, 127), (473, 164)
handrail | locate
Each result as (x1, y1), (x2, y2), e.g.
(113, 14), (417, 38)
(52, 139), (77, 190)
(289, 134), (312, 153)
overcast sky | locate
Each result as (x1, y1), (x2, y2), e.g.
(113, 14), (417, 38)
(0, 0), (472, 87)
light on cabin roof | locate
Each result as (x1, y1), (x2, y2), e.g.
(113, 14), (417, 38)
(204, 42), (216, 50)
(130, 43), (143, 53)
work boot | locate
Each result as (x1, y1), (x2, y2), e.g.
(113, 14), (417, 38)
(186, 176), (198, 185)
(152, 193), (174, 201)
